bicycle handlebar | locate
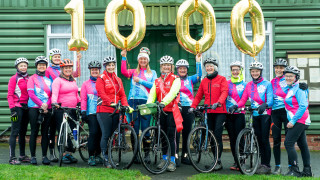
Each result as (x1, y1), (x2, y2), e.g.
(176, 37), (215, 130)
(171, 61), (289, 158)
(235, 106), (272, 113)
(110, 100), (131, 116)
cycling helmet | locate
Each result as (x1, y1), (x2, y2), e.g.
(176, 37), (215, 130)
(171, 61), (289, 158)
(230, 61), (243, 69)
(203, 58), (218, 67)
(273, 58), (288, 67)
(249, 61), (263, 70)
(103, 56), (116, 66)
(15, 57), (29, 67)
(160, 55), (174, 65)
(60, 59), (73, 67)
(49, 48), (62, 57)
(284, 66), (300, 80)
(35, 56), (49, 67)
(140, 47), (150, 55)
(176, 59), (189, 69)
(88, 60), (102, 69)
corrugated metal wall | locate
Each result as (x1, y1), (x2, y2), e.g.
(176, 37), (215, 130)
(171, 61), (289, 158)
(0, 0), (320, 134)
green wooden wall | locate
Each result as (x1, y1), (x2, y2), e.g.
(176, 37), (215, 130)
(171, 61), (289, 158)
(0, 0), (319, 134)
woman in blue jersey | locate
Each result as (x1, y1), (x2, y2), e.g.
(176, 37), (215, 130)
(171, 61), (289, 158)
(120, 47), (157, 163)
(175, 54), (202, 165)
(229, 61), (273, 174)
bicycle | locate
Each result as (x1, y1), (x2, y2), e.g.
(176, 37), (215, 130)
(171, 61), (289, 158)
(137, 102), (171, 174)
(234, 106), (267, 175)
(107, 101), (138, 169)
(56, 106), (89, 167)
(187, 104), (219, 173)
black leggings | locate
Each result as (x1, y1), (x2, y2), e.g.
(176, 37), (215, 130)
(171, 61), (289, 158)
(55, 108), (78, 153)
(207, 113), (226, 160)
(271, 108), (288, 166)
(87, 114), (102, 156)
(160, 112), (176, 157)
(29, 108), (51, 157)
(176, 106), (194, 156)
(253, 115), (271, 167)
(97, 112), (119, 156)
(284, 123), (310, 167)
(225, 113), (245, 163)
(9, 106), (29, 158)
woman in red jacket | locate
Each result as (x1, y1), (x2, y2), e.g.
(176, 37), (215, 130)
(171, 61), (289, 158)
(96, 56), (132, 168)
(190, 58), (228, 170)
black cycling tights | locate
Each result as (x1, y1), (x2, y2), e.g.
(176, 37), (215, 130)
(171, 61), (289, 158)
(87, 114), (102, 156)
(176, 106), (194, 156)
(207, 113), (226, 160)
(9, 107), (29, 158)
(284, 123), (310, 167)
(253, 115), (271, 167)
(160, 112), (176, 157)
(29, 108), (51, 157)
(271, 108), (288, 166)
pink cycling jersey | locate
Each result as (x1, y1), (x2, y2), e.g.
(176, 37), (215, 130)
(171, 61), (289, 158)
(7, 73), (29, 109)
(51, 77), (80, 108)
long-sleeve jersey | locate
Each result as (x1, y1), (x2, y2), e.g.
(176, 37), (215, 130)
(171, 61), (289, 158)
(81, 79), (98, 115)
(7, 73), (29, 109)
(51, 77), (81, 108)
(179, 62), (202, 106)
(226, 80), (247, 114)
(27, 74), (52, 109)
(237, 79), (273, 116)
(271, 76), (289, 110)
(121, 57), (157, 100)
(45, 63), (81, 82)
(284, 82), (310, 125)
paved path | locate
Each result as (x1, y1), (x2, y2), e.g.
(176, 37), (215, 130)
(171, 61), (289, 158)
(0, 143), (319, 179)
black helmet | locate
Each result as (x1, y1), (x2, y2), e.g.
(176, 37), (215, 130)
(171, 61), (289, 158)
(88, 61), (102, 69)
(274, 58), (288, 67)
(203, 58), (218, 67)
(284, 66), (300, 80)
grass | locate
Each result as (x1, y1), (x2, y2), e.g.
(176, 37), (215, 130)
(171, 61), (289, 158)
(0, 164), (150, 180)
(190, 173), (319, 180)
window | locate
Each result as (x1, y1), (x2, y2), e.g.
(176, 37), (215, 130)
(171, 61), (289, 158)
(202, 21), (273, 81)
(47, 25), (116, 86)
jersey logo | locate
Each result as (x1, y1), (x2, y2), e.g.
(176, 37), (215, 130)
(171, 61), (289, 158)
(257, 85), (266, 94)
(280, 80), (287, 88)
(165, 81), (171, 85)
(236, 84), (244, 91)
(184, 79), (190, 86)
(286, 90), (294, 99)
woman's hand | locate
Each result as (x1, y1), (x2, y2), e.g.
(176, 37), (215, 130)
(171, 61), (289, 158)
(133, 76), (140, 83)
(41, 103), (48, 111)
(287, 122), (294, 129)
(196, 53), (202, 62)
(121, 50), (127, 57)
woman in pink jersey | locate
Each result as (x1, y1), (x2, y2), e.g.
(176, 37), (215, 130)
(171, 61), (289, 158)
(46, 48), (82, 162)
(7, 57), (30, 165)
(52, 59), (81, 164)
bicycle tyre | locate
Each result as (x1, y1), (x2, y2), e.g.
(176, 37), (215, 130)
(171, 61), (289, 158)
(58, 124), (66, 167)
(187, 126), (219, 173)
(108, 124), (138, 169)
(79, 128), (89, 162)
(235, 128), (260, 175)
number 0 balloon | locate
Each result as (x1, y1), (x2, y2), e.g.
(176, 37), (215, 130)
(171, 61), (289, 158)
(230, 0), (265, 57)
(105, 0), (146, 51)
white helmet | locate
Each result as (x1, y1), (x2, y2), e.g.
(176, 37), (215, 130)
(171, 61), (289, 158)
(15, 57), (29, 67)
(230, 61), (243, 69)
(160, 55), (174, 65)
(249, 61), (263, 70)
(35, 56), (49, 67)
(176, 59), (189, 69)
(49, 48), (61, 57)
(103, 56), (116, 66)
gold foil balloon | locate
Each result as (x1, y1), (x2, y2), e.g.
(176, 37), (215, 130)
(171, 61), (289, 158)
(230, 0), (265, 57)
(176, 0), (216, 55)
(65, 0), (88, 52)
(105, 0), (146, 51)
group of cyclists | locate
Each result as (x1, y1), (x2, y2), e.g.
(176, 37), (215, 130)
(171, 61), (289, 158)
(7, 46), (313, 177)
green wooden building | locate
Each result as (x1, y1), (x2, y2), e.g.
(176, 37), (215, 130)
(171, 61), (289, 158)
(0, 0), (319, 135)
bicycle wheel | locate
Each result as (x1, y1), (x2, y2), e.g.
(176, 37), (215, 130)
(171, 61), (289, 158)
(58, 123), (66, 167)
(139, 126), (170, 174)
(235, 128), (260, 175)
(79, 128), (89, 162)
(187, 126), (218, 173)
(108, 124), (138, 169)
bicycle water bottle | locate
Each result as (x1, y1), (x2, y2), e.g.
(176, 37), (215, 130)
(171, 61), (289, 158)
(73, 128), (77, 140)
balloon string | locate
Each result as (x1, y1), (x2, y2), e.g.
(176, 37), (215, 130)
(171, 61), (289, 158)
(124, 0), (127, 9)
(195, 0), (199, 9)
